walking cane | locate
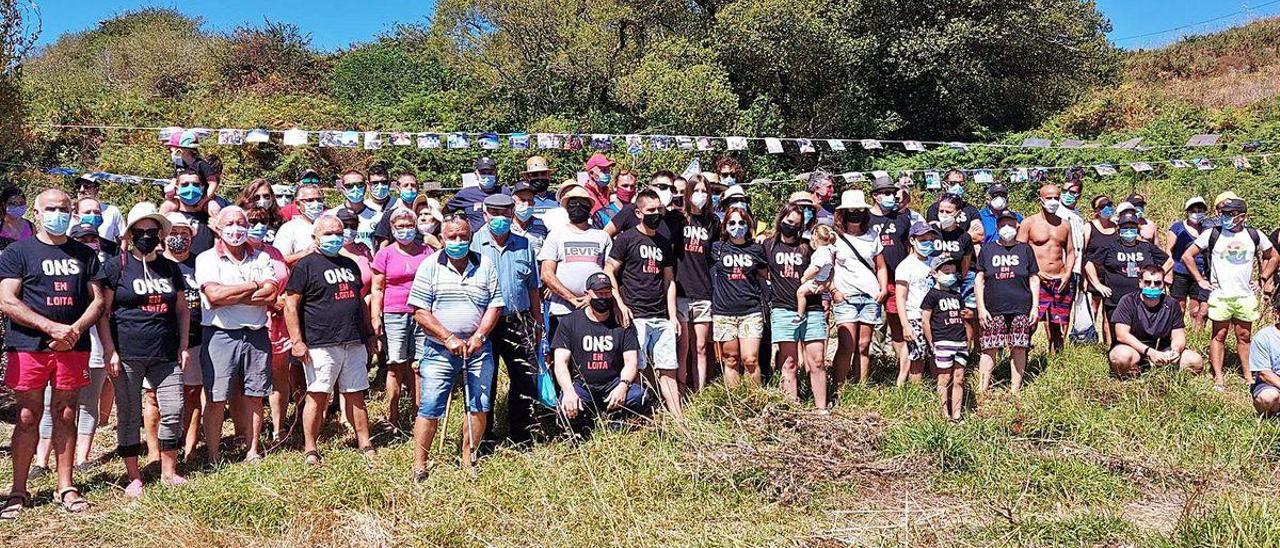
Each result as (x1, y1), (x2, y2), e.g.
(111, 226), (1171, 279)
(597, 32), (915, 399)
(436, 376), (455, 454)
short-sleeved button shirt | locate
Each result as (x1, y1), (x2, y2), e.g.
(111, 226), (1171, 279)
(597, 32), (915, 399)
(194, 242), (278, 330)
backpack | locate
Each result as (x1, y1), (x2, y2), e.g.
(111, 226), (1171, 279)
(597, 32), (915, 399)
(1201, 226), (1262, 281)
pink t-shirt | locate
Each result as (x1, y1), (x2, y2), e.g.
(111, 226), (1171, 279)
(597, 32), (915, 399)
(372, 243), (432, 314)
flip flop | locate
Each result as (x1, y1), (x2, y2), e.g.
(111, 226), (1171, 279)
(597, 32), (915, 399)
(0, 491), (30, 520)
(123, 479), (144, 499)
(303, 450), (322, 467)
(57, 487), (91, 514)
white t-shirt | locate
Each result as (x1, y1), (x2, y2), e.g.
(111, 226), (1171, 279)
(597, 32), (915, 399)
(327, 204), (381, 250)
(895, 254), (933, 320)
(537, 225), (612, 316)
(274, 216), (314, 257)
(98, 203), (126, 243)
(828, 231), (883, 299)
(1194, 227), (1273, 298)
(1059, 208), (1086, 273)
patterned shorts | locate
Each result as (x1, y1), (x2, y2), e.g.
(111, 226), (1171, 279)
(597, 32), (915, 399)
(906, 318), (929, 361)
(1037, 276), (1075, 326)
(980, 313), (1034, 351)
(932, 340), (969, 369)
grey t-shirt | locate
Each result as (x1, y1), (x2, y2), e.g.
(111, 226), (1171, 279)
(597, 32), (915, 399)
(537, 226), (612, 316)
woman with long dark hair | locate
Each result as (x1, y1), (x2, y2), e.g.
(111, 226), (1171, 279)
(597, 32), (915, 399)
(764, 202), (828, 408)
(676, 174), (719, 391)
(236, 179), (284, 244)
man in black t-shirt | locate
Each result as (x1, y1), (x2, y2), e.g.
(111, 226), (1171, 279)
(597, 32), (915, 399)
(552, 273), (650, 435)
(605, 190), (681, 419)
(1108, 265), (1203, 378)
(925, 169), (984, 244)
(284, 214), (377, 465)
(868, 176), (915, 382)
(0, 188), (106, 516)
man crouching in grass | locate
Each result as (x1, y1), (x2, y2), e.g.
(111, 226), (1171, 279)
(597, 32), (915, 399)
(1108, 265), (1204, 378)
(1248, 297), (1280, 415)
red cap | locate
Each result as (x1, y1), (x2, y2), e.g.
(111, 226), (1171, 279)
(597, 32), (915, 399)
(584, 152), (615, 172)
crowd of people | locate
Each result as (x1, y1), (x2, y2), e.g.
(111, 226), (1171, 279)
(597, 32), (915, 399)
(2, 130), (1280, 518)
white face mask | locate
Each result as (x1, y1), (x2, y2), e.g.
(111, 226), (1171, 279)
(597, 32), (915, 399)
(1042, 198), (1060, 215)
(655, 188), (673, 207)
(989, 196), (1007, 211)
(998, 225), (1017, 242)
(221, 225), (249, 246)
(690, 191), (708, 209)
(937, 213), (956, 229)
(418, 221), (437, 235)
(255, 197), (272, 209)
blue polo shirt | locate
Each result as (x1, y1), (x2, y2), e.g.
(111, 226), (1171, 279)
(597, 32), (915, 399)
(978, 207), (1024, 244)
(471, 228), (539, 316)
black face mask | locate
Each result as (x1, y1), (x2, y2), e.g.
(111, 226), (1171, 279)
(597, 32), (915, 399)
(848, 210), (870, 224)
(779, 222), (802, 239)
(567, 203), (592, 224)
(134, 234), (161, 254)
(530, 179), (550, 193)
(641, 212), (662, 230)
(589, 297), (613, 314)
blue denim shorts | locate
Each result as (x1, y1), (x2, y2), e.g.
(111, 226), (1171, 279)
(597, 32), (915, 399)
(769, 308), (828, 342)
(832, 295), (883, 326)
(417, 340), (495, 419)
(383, 312), (425, 364)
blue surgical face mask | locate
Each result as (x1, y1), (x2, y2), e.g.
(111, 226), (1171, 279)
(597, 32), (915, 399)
(596, 172), (612, 187)
(479, 174), (498, 190)
(489, 216), (511, 236)
(177, 184), (203, 206)
(727, 223), (748, 240)
(1221, 215), (1240, 232)
(1061, 192), (1078, 207)
(1119, 227), (1139, 242)
(445, 240), (470, 259)
(937, 272), (958, 288)
(399, 189), (418, 203)
(803, 209), (814, 225)
(515, 203), (534, 222)
(1135, 207), (1145, 218)
(370, 183), (391, 200)
(877, 194), (897, 210)
(721, 176), (736, 187)
(344, 185), (366, 203)
(1140, 286), (1163, 299)
(914, 240), (934, 257)
(41, 210), (71, 235)
(304, 200), (326, 220)
(393, 227), (417, 244)
(1100, 206), (1115, 219)
(6, 205), (26, 219)
(711, 195), (722, 210)
(248, 223), (269, 243)
(317, 234), (344, 256)
(948, 184), (965, 198)
(342, 228), (356, 244)
(1188, 212), (1205, 224)
(79, 213), (103, 229)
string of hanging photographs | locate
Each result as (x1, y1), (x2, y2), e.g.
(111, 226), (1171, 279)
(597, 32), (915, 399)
(38, 124), (1243, 154)
(31, 151), (1278, 194)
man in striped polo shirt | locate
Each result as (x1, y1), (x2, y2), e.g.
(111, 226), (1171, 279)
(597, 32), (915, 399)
(407, 215), (504, 479)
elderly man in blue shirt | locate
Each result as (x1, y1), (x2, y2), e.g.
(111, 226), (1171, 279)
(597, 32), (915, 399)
(471, 194), (543, 447)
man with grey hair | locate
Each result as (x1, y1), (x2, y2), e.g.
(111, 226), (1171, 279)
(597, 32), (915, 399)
(808, 171), (836, 226)
(195, 205), (280, 463)
(0, 188), (106, 517)
(284, 214), (377, 465)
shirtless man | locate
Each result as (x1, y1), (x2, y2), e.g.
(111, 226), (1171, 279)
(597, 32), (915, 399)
(1018, 183), (1075, 353)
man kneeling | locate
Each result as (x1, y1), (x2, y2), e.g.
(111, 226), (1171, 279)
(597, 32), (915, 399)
(1108, 265), (1203, 377)
(552, 273), (652, 436)
(1248, 297), (1280, 415)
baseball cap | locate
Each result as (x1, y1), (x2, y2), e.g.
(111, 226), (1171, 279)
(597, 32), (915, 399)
(585, 272), (613, 292)
(511, 181), (534, 194)
(929, 255), (959, 271)
(165, 212), (193, 231)
(1124, 193), (1147, 207)
(584, 152), (615, 172)
(1214, 191), (1241, 207)
(68, 223), (98, 240)
(482, 194), (515, 209)
(475, 157), (497, 171)
(1219, 198), (1247, 214)
(1116, 210), (1140, 225)
(909, 221), (938, 238)
(1184, 196), (1207, 211)
(988, 183), (1009, 197)
(996, 209), (1019, 222)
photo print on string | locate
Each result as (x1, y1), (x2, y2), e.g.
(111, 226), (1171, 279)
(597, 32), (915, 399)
(924, 170), (941, 190)
(973, 169), (994, 184)
(479, 132), (501, 150)
(218, 129), (245, 146)
(509, 133), (530, 150)
(726, 136), (748, 151)
(282, 128), (308, 146)
(447, 132), (471, 149)
(364, 132), (384, 150)
(626, 135), (643, 155)
(390, 132), (412, 146)
(245, 129), (270, 144)
(417, 133), (442, 149)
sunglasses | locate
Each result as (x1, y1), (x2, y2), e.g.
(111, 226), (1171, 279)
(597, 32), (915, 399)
(727, 220), (748, 227)
(131, 228), (161, 238)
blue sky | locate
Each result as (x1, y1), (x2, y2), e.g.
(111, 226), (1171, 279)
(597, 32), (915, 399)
(29, 0), (1280, 52)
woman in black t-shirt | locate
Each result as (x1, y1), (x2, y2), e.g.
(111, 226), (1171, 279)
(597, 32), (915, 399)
(677, 174), (719, 392)
(97, 205), (190, 496)
(710, 208), (769, 388)
(765, 203), (828, 409)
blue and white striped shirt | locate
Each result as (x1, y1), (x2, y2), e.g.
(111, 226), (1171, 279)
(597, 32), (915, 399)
(407, 250), (504, 343)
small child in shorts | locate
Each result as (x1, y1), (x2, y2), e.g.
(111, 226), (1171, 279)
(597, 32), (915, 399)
(921, 256), (969, 422)
(795, 224), (837, 316)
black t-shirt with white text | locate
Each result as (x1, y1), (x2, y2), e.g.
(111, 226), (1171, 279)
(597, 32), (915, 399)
(976, 241), (1039, 316)
(676, 213), (718, 300)
(926, 201), (981, 233)
(608, 205), (683, 242)
(176, 253), (203, 346)
(710, 240), (768, 315)
(921, 287), (966, 342)
(0, 237), (105, 352)
(1091, 240), (1168, 308)
(551, 308), (639, 390)
(608, 228), (674, 319)
(285, 253), (367, 347)
(933, 225), (975, 270)
(765, 237), (821, 312)
(869, 209), (913, 271)
(103, 254), (187, 360)
(1112, 292), (1184, 350)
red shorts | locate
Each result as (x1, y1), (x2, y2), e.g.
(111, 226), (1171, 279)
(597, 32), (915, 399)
(1037, 276), (1075, 326)
(4, 351), (92, 392)
(884, 282), (899, 315)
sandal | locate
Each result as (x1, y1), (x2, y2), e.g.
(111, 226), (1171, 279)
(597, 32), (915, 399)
(57, 487), (91, 514)
(0, 491), (30, 520)
(412, 469), (430, 483)
(303, 450), (322, 467)
(28, 465), (49, 480)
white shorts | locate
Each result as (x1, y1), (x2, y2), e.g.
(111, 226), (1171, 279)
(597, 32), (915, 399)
(634, 317), (678, 371)
(305, 341), (371, 394)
